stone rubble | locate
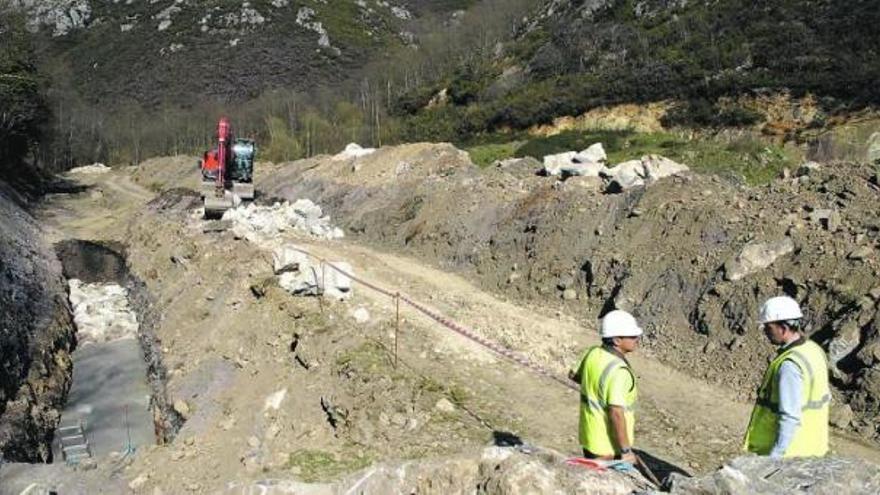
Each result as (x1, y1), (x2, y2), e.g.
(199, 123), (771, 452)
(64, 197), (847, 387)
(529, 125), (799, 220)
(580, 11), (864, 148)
(221, 200), (344, 244)
(273, 245), (354, 300)
(67, 279), (139, 344)
(542, 143), (689, 191)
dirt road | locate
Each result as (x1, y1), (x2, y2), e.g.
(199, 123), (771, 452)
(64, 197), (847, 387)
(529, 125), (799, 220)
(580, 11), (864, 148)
(290, 236), (880, 470)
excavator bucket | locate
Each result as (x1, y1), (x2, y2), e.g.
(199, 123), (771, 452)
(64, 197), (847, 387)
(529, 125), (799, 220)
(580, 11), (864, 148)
(232, 182), (254, 200)
(203, 190), (236, 219)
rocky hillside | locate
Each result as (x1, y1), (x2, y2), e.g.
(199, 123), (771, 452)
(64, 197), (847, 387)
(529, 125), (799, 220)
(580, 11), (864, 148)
(395, 0), (880, 139)
(3, 0), (473, 104)
(0, 183), (75, 462)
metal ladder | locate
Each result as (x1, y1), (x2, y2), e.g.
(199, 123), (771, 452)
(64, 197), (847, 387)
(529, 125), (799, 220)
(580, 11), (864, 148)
(57, 420), (92, 465)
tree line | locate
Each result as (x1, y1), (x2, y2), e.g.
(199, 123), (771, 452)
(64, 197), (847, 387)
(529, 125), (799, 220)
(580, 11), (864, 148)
(11, 0), (539, 171)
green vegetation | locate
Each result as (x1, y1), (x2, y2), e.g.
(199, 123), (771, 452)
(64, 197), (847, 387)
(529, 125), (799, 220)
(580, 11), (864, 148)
(466, 128), (799, 185)
(466, 141), (524, 167)
(287, 448), (372, 482)
(335, 341), (393, 373)
(396, 0), (880, 138)
(0, 10), (49, 180)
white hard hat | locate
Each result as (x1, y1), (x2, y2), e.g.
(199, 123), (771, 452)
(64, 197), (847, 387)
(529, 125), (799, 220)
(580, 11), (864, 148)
(601, 310), (644, 338)
(758, 296), (803, 325)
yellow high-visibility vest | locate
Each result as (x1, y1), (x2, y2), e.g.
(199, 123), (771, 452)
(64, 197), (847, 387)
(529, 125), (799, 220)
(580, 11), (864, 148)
(744, 339), (830, 457)
(575, 346), (637, 456)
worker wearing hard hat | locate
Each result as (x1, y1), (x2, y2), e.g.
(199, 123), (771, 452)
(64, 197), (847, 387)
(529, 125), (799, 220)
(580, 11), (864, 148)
(744, 296), (830, 458)
(569, 310), (642, 463)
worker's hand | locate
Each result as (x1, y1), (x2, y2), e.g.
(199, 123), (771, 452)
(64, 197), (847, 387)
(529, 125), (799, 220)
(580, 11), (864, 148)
(620, 451), (637, 464)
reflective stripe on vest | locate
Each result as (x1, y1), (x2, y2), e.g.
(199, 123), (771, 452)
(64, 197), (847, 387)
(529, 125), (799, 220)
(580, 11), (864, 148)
(755, 349), (831, 413)
(577, 346), (638, 456)
(744, 339), (830, 457)
(580, 358), (636, 412)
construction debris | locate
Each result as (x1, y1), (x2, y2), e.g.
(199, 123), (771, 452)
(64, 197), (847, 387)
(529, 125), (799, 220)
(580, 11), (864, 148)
(273, 245), (354, 300)
(67, 279), (139, 344)
(222, 200), (344, 243)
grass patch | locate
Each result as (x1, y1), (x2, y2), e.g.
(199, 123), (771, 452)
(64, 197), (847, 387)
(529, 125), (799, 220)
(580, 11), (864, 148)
(335, 340), (391, 373)
(500, 129), (797, 185)
(466, 141), (524, 167)
(287, 448), (372, 482)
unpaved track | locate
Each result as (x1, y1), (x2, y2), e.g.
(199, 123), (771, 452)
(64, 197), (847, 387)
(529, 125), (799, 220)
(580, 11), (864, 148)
(292, 237), (880, 468)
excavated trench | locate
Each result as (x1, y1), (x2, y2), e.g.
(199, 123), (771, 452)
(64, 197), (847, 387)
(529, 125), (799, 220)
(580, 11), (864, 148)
(51, 240), (181, 461)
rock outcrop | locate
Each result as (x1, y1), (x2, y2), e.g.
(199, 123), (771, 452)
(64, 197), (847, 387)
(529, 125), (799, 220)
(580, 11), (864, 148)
(668, 455), (880, 494)
(225, 446), (651, 494)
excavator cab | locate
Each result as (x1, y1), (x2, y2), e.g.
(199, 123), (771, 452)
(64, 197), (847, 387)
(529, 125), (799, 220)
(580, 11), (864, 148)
(200, 118), (256, 218)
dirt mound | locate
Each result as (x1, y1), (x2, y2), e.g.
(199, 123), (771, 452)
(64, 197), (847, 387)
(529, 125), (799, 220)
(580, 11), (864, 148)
(255, 143), (880, 442)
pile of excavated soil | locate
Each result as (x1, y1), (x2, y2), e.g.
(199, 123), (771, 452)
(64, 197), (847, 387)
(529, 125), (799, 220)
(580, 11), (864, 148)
(257, 143), (880, 443)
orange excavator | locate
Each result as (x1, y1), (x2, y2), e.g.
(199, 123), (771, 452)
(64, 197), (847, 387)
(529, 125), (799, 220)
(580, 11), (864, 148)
(200, 117), (256, 218)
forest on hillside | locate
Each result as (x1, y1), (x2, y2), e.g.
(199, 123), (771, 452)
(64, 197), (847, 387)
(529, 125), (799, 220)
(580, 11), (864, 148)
(2, 0), (880, 173)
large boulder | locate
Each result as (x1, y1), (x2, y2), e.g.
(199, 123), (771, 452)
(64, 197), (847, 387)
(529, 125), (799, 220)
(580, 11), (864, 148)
(602, 160), (646, 192)
(668, 455), (880, 494)
(573, 143), (607, 164)
(601, 155), (690, 192)
(561, 161), (607, 178)
(274, 245), (353, 300)
(542, 152), (578, 176)
(642, 154), (689, 180)
(724, 239), (795, 281)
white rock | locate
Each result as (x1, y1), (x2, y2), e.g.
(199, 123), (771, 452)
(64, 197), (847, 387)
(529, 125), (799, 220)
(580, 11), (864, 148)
(602, 159), (646, 192)
(129, 473), (149, 491)
(323, 262), (354, 301)
(263, 389), (287, 412)
(272, 246), (309, 274)
(573, 143), (607, 164)
(352, 307), (370, 324)
(641, 154), (689, 179)
(724, 239), (795, 281)
(67, 280), (138, 344)
(222, 200), (342, 242)
(333, 143), (376, 160)
(68, 162), (110, 174)
(542, 151), (577, 176)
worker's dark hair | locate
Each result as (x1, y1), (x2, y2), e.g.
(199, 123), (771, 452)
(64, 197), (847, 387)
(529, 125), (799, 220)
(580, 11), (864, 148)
(601, 337), (615, 347)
